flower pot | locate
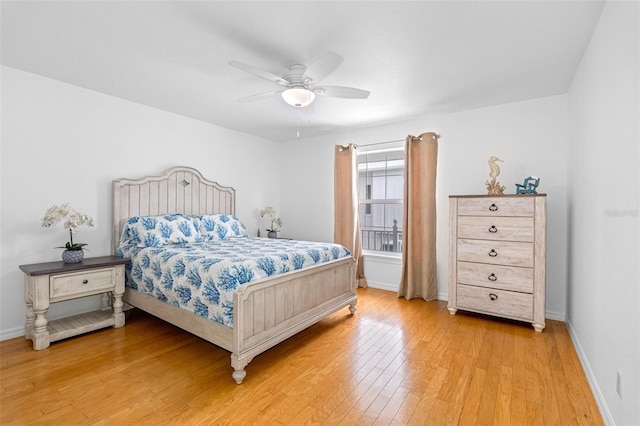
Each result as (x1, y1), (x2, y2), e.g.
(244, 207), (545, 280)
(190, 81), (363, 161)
(267, 231), (278, 239)
(62, 249), (84, 264)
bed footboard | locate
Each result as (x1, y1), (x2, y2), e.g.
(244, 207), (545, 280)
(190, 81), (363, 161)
(230, 257), (357, 384)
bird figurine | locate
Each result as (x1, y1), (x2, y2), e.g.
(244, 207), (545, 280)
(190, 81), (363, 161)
(486, 156), (506, 195)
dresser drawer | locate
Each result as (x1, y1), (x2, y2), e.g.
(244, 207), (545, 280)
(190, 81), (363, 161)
(457, 239), (533, 267)
(457, 261), (533, 293)
(457, 216), (534, 242)
(457, 197), (534, 217)
(456, 284), (533, 321)
(50, 268), (115, 301)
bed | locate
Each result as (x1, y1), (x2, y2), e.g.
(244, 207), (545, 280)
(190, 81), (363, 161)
(112, 166), (357, 384)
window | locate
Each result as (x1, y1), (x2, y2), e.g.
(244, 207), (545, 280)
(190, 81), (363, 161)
(358, 147), (404, 254)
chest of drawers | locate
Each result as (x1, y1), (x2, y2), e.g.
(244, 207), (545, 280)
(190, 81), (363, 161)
(448, 194), (546, 331)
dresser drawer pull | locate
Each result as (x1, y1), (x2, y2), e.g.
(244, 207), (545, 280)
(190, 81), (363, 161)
(82, 279), (89, 284)
(488, 225), (497, 233)
(489, 293), (498, 301)
(488, 273), (497, 281)
(489, 203), (498, 211)
(488, 249), (498, 257)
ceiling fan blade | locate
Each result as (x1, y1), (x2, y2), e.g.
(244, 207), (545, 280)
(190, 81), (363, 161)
(229, 61), (290, 86)
(238, 90), (283, 103)
(301, 51), (344, 85)
(313, 86), (370, 99)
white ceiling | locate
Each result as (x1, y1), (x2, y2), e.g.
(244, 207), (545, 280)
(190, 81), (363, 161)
(1, 1), (604, 142)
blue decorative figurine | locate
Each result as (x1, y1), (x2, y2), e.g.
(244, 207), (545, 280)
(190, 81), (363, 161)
(516, 176), (540, 194)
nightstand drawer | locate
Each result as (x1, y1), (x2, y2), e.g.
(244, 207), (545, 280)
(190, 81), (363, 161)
(457, 261), (533, 293)
(458, 197), (534, 217)
(457, 239), (533, 267)
(457, 284), (533, 321)
(50, 268), (115, 300)
(457, 216), (534, 242)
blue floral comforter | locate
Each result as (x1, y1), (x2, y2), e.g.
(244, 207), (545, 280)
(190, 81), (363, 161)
(117, 237), (351, 327)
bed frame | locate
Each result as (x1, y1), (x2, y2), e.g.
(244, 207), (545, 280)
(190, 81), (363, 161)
(112, 166), (357, 384)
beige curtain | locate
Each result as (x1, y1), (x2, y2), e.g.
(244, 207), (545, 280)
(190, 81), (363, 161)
(334, 144), (367, 287)
(398, 132), (439, 300)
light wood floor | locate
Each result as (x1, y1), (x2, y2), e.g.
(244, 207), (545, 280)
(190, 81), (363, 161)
(1, 288), (602, 425)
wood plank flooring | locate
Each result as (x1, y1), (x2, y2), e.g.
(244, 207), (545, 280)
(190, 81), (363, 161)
(0, 288), (603, 425)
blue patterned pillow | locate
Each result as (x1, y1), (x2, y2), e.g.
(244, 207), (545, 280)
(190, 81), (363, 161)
(191, 214), (247, 241)
(125, 214), (203, 247)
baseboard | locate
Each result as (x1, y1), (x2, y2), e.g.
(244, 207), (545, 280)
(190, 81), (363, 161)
(366, 280), (398, 292)
(1, 325), (25, 341)
(545, 310), (566, 322)
(566, 320), (613, 425)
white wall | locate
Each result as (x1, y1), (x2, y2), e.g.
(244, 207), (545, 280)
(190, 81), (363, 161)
(0, 66), (281, 339)
(1, 67), (572, 350)
(567, 2), (639, 425)
(279, 94), (568, 319)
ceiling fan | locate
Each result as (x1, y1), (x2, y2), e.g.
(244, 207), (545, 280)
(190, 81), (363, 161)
(229, 51), (370, 108)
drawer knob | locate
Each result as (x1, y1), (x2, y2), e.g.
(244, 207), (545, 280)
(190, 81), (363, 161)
(488, 273), (497, 282)
(488, 225), (498, 233)
(489, 203), (498, 212)
(488, 249), (498, 257)
(489, 293), (498, 301)
(82, 279), (89, 284)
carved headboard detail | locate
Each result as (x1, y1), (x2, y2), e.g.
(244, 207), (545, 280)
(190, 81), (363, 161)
(112, 166), (236, 253)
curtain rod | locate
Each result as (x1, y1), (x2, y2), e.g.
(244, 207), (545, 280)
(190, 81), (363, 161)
(357, 139), (404, 147)
(355, 134), (441, 148)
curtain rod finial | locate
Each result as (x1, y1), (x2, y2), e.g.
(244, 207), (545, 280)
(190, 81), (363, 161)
(414, 132), (441, 141)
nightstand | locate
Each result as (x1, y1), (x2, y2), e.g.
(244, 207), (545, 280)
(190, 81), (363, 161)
(19, 255), (130, 350)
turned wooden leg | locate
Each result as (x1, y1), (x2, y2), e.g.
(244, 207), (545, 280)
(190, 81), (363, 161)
(112, 291), (125, 328)
(101, 293), (111, 311)
(232, 369), (247, 384)
(32, 309), (50, 350)
(448, 307), (458, 315)
(113, 266), (126, 328)
(349, 303), (357, 315)
(231, 354), (249, 384)
(26, 275), (50, 350)
(25, 301), (35, 340)
(532, 323), (545, 332)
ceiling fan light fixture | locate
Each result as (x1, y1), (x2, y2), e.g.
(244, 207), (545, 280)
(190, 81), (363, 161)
(281, 88), (316, 107)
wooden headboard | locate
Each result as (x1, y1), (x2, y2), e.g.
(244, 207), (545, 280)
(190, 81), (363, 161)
(112, 166), (236, 253)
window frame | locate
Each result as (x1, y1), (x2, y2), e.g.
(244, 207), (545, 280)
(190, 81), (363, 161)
(357, 142), (405, 256)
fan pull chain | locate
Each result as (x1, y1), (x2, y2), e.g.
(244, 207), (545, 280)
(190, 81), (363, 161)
(296, 113), (300, 138)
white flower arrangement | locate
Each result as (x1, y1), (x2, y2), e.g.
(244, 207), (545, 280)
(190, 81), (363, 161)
(260, 206), (283, 232)
(41, 203), (95, 250)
